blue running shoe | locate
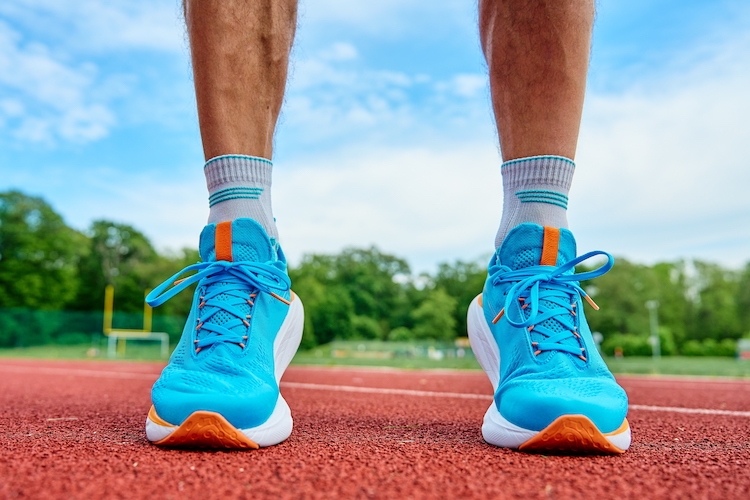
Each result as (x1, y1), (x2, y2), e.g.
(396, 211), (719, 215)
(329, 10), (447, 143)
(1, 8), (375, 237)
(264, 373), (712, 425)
(144, 219), (304, 449)
(467, 223), (630, 454)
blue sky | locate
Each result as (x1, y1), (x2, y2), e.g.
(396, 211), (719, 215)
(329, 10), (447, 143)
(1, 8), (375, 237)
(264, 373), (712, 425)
(1, 0), (749, 272)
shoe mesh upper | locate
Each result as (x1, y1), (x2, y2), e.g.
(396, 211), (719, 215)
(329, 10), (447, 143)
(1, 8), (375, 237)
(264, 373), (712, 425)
(482, 223), (628, 433)
(512, 249), (537, 269)
(505, 234), (582, 365)
(150, 219), (291, 428)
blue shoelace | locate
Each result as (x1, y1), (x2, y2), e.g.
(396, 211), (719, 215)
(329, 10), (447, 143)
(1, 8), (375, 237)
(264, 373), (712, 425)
(489, 251), (614, 359)
(146, 260), (291, 352)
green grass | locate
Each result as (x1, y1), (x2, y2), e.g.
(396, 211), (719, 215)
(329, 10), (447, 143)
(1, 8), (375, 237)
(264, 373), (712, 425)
(289, 340), (482, 370)
(290, 355), (750, 377)
(1, 341), (749, 378)
(291, 349), (482, 370)
(603, 356), (750, 378)
(0, 342), (168, 361)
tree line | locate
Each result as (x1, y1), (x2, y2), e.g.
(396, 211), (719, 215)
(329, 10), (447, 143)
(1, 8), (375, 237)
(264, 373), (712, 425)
(1, 190), (749, 355)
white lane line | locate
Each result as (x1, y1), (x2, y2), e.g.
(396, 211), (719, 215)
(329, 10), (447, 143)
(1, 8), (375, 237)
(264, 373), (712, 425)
(279, 381), (490, 400)
(280, 382), (750, 417)
(0, 364), (158, 380)
(619, 375), (750, 385)
(628, 404), (750, 418)
(3, 364), (750, 418)
(620, 380), (750, 391)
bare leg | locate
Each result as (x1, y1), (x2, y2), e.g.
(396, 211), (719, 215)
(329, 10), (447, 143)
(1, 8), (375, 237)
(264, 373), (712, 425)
(479, 0), (593, 161)
(469, 1), (631, 456)
(185, 0), (297, 236)
(185, 0), (297, 161)
(145, 1), (303, 451)
(481, 0), (594, 246)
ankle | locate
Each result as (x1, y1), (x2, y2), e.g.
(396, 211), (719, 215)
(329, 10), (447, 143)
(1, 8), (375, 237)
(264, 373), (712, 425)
(495, 155), (574, 248)
(205, 155), (278, 240)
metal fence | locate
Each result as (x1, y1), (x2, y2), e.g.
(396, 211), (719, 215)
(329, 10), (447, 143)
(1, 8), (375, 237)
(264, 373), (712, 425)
(0, 308), (185, 348)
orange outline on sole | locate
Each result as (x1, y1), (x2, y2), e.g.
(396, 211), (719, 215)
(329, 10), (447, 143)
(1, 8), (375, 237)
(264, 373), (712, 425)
(518, 415), (628, 455)
(150, 406), (259, 450)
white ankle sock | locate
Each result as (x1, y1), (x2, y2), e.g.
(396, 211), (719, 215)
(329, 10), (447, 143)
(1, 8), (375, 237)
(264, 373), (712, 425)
(204, 155), (278, 241)
(495, 155), (575, 248)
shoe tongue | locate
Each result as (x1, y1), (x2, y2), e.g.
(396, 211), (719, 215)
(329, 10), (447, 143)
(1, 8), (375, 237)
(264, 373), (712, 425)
(498, 223), (576, 270)
(196, 219), (274, 355)
(500, 223), (584, 364)
(199, 219), (275, 263)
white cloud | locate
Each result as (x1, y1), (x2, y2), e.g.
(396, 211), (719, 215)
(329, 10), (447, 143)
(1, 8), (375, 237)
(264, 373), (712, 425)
(270, 29), (750, 271)
(445, 73), (487, 98)
(6, 162), (208, 252)
(299, 0), (475, 40)
(318, 42), (358, 61)
(573, 33), (750, 267)
(4, 0), (748, 276)
(0, 21), (117, 143)
(58, 104), (115, 141)
(0, 0), (184, 53)
(280, 43), (491, 149)
(274, 141), (501, 272)
(77, 167), (208, 251)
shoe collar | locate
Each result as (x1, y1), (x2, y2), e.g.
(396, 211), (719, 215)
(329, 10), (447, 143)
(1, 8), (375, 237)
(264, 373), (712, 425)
(495, 223), (577, 270)
(199, 218), (279, 264)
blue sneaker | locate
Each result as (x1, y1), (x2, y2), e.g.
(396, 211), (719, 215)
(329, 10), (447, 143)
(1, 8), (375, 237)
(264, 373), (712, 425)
(467, 223), (630, 454)
(144, 219), (304, 449)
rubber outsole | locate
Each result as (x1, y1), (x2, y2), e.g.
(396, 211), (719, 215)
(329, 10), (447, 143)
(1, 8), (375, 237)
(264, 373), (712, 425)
(146, 393), (294, 448)
(153, 409), (259, 449)
(518, 415), (628, 454)
(146, 293), (304, 449)
(468, 294), (632, 454)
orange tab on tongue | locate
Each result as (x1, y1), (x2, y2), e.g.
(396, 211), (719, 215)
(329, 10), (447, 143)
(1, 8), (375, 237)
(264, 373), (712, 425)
(215, 221), (233, 262)
(540, 226), (560, 266)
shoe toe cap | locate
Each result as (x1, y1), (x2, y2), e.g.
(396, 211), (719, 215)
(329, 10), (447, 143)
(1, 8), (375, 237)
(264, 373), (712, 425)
(152, 368), (278, 430)
(498, 377), (628, 434)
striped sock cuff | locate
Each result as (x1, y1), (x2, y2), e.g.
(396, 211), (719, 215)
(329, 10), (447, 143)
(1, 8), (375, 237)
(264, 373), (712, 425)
(501, 155), (575, 191)
(209, 186), (265, 207)
(204, 154), (272, 191)
(515, 189), (568, 209)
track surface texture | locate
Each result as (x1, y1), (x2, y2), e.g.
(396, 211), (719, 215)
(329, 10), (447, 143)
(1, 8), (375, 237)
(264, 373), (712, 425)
(1, 360), (749, 499)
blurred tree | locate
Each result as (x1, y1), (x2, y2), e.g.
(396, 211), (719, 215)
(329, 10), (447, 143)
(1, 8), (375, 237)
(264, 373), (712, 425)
(0, 191), (85, 310)
(329, 247), (411, 332)
(389, 326), (414, 341)
(601, 333), (652, 357)
(431, 259), (487, 338)
(72, 220), (159, 313)
(287, 273), (325, 348)
(584, 259), (653, 336)
(688, 261), (742, 341)
(309, 285), (354, 345)
(651, 262), (690, 347)
(352, 315), (382, 339)
(583, 258), (690, 348)
(290, 247), (413, 343)
(5, 189), (748, 353)
(411, 288), (457, 340)
(733, 263), (750, 336)
(682, 338), (737, 357)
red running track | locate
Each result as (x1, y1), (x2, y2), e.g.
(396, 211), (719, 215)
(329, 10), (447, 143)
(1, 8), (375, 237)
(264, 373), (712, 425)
(0, 359), (749, 499)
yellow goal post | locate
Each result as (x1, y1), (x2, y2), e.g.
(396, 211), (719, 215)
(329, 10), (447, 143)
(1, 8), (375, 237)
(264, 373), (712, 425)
(103, 285), (169, 358)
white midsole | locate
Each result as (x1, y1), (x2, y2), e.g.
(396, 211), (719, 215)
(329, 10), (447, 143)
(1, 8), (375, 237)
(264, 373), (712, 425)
(273, 295), (305, 384)
(467, 295), (631, 451)
(467, 295), (500, 392)
(482, 402), (631, 450)
(146, 295), (304, 447)
(146, 393), (293, 447)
